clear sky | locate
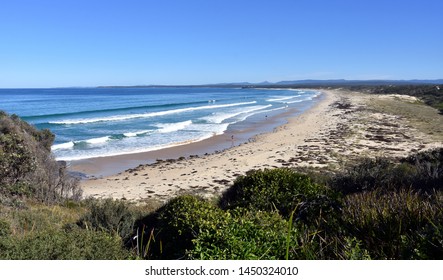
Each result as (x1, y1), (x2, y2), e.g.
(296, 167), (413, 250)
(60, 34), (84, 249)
(1, 0), (442, 87)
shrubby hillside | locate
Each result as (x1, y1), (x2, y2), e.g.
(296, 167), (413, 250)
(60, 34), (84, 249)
(0, 111), (81, 205)
(134, 153), (442, 260)
(0, 112), (127, 259)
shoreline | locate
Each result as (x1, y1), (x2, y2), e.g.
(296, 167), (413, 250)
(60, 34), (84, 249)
(79, 88), (443, 202)
(69, 92), (323, 178)
(79, 89), (335, 201)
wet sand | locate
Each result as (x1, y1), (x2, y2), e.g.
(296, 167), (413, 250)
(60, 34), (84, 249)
(79, 89), (443, 203)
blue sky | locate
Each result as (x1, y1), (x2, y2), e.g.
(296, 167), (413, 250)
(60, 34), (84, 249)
(1, 0), (442, 87)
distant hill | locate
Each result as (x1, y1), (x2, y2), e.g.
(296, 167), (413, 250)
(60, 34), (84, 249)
(200, 79), (443, 88)
(273, 79), (443, 86)
(98, 79), (443, 88)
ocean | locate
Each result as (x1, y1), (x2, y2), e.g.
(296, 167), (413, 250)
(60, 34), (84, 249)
(0, 87), (322, 161)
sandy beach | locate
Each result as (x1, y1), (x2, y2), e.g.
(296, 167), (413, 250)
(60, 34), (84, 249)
(79, 89), (443, 203)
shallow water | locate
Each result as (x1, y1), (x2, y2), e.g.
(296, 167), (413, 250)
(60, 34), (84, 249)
(0, 87), (321, 161)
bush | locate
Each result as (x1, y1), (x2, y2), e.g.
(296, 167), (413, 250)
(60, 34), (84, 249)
(7, 114), (55, 151)
(0, 229), (129, 260)
(141, 196), (330, 260)
(342, 189), (443, 259)
(331, 148), (443, 194)
(138, 195), (225, 259)
(0, 111), (81, 204)
(331, 158), (396, 194)
(189, 208), (354, 260)
(137, 194), (351, 260)
(77, 198), (141, 241)
(0, 219), (12, 237)
(189, 210), (294, 260)
(340, 237), (371, 260)
(401, 148), (443, 191)
(219, 168), (340, 220)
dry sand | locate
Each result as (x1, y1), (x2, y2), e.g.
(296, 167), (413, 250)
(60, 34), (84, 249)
(79, 89), (443, 203)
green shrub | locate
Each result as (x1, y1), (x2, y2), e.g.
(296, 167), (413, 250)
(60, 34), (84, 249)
(331, 158), (395, 194)
(401, 148), (443, 191)
(342, 189), (443, 259)
(139, 195), (225, 259)
(189, 210), (294, 260)
(340, 237), (371, 260)
(7, 114), (55, 151)
(142, 196), (326, 260)
(189, 209), (351, 260)
(0, 219), (12, 237)
(331, 149), (443, 195)
(218, 169), (344, 258)
(0, 229), (129, 260)
(78, 198), (140, 241)
(1, 182), (34, 199)
(0, 133), (36, 187)
(0, 111), (81, 204)
(219, 168), (340, 220)
(138, 194), (349, 260)
(138, 195), (308, 260)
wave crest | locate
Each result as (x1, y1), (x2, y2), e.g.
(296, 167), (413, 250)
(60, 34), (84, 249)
(49, 101), (257, 125)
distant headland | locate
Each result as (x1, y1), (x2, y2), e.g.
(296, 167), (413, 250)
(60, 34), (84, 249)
(97, 79), (443, 88)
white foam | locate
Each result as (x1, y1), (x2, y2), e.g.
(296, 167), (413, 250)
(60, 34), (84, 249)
(202, 105), (272, 124)
(266, 95), (300, 102)
(257, 106), (287, 114)
(50, 101), (257, 125)
(51, 136), (111, 152)
(286, 100), (304, 104)
(157, 120), (193, 133)
(123, 132), (137, 137)
(283, 92), (322, 104)
(85, 136), (111, 145)
(51, 141), (74, 151)
(190, 123), (231, 135)
(203, 112), (241, 124)
(123, 130), (152, 137)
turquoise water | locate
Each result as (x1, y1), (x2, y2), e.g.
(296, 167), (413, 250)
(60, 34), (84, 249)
(0, 87), (321, 161)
